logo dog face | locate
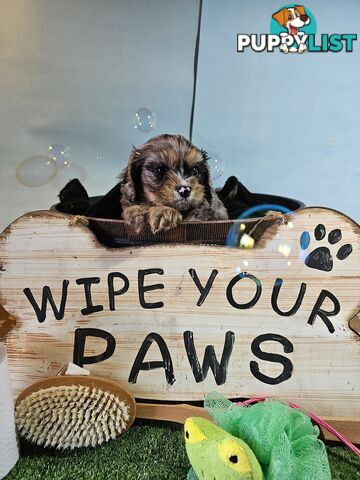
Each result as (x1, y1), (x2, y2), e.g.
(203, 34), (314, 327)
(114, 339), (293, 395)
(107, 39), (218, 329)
(272, 5), (310, 36)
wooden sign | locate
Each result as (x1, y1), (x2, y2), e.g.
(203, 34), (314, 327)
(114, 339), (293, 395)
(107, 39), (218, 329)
(0, 208), (359, 425)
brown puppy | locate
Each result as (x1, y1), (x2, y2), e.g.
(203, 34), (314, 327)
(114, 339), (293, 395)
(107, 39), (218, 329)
(120, 134), (228, 233)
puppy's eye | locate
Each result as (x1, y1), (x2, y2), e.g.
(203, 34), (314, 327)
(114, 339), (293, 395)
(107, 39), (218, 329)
(153, 165), (168, 178)
(192, 166), (200, 177)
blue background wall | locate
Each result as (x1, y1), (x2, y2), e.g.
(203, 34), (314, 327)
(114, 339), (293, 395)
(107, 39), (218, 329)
(193, 0), (360, 220)
(0, 0), (198, 230)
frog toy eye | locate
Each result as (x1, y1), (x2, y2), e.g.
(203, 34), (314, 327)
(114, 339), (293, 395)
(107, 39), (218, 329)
(218, 440), (252, 474)
(184, 419), (207, 444)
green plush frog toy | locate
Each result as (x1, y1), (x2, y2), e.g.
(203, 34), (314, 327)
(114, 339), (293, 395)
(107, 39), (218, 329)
(184, 392), (331, 480)
(185, 416), (263, 480)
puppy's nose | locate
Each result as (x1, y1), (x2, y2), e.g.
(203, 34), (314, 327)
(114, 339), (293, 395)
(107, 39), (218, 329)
(177, 186), (191, 198)
(300, 14), (308, 21)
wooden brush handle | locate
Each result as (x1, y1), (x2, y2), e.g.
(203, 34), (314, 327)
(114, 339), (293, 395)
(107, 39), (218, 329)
(136, 403), (211, 424)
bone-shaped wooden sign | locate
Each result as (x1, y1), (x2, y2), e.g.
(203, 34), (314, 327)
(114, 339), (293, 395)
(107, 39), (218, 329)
(0, 207), (359, 426)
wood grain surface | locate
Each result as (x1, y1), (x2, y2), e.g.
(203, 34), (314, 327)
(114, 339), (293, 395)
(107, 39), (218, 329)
(0, 208), (359, 433)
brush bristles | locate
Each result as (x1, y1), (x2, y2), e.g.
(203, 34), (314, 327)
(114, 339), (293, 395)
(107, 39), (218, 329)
(15, 385), (131, 450)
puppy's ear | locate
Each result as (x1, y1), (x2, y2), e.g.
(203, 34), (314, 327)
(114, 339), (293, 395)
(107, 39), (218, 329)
(121, 147), (143, 206)
(294, 5), (305, 15)
(272, 8), (287, 26)
(201, 149), (212, 204)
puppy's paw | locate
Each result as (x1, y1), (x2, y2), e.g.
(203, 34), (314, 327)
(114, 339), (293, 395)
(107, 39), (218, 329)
(122, 205), (149, 233)
(148, 206), (182, 234)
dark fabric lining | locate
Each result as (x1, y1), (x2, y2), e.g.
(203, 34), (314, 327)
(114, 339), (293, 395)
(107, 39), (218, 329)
(54, 176), (304, 247)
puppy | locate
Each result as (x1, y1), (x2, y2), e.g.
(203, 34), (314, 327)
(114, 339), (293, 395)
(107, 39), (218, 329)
(120, 134), (228, 233)
(272, 5), (310, 53)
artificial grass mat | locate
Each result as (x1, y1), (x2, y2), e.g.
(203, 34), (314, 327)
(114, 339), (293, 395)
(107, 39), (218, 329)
(6, 420), (360, 480)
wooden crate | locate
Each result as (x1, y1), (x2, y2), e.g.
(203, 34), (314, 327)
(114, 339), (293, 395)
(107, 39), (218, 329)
(0, 207), (359, 442)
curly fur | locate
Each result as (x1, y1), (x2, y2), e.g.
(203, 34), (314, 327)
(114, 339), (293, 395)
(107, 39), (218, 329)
(120, 134), (228, 233)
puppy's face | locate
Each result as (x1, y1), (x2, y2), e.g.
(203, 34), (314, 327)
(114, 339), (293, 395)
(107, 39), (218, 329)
(121, 134), (212, 212)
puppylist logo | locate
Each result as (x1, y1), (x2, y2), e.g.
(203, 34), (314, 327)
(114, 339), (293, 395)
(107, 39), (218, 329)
(237, 4), (357, 54)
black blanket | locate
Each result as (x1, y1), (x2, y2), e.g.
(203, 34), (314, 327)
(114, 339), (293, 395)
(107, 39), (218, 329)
(56, 177), (301, 220)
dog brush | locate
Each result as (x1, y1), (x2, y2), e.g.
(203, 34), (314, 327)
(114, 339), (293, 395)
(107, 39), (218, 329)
(15, 363), (210, 450)
(15, 375), (136, 450)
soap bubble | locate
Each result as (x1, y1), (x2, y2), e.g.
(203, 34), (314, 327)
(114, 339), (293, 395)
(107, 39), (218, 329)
(134, 108), (156, 133)
(239, 233), (255, 249)
(52, 163), (85, 189)
(237, 204), (292, 220)
(227, 204), (292, 249)
(207, 151), (224, 181)
(227, 204), (296, 275)
(48, 144), (70, 168)
(16, 156), (57, 187)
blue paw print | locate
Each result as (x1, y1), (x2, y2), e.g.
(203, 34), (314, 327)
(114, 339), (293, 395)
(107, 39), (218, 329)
(300, 224), (352, 272)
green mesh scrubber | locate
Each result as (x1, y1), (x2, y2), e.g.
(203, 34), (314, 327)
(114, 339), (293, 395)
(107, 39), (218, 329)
(185, 392), (331, 480)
